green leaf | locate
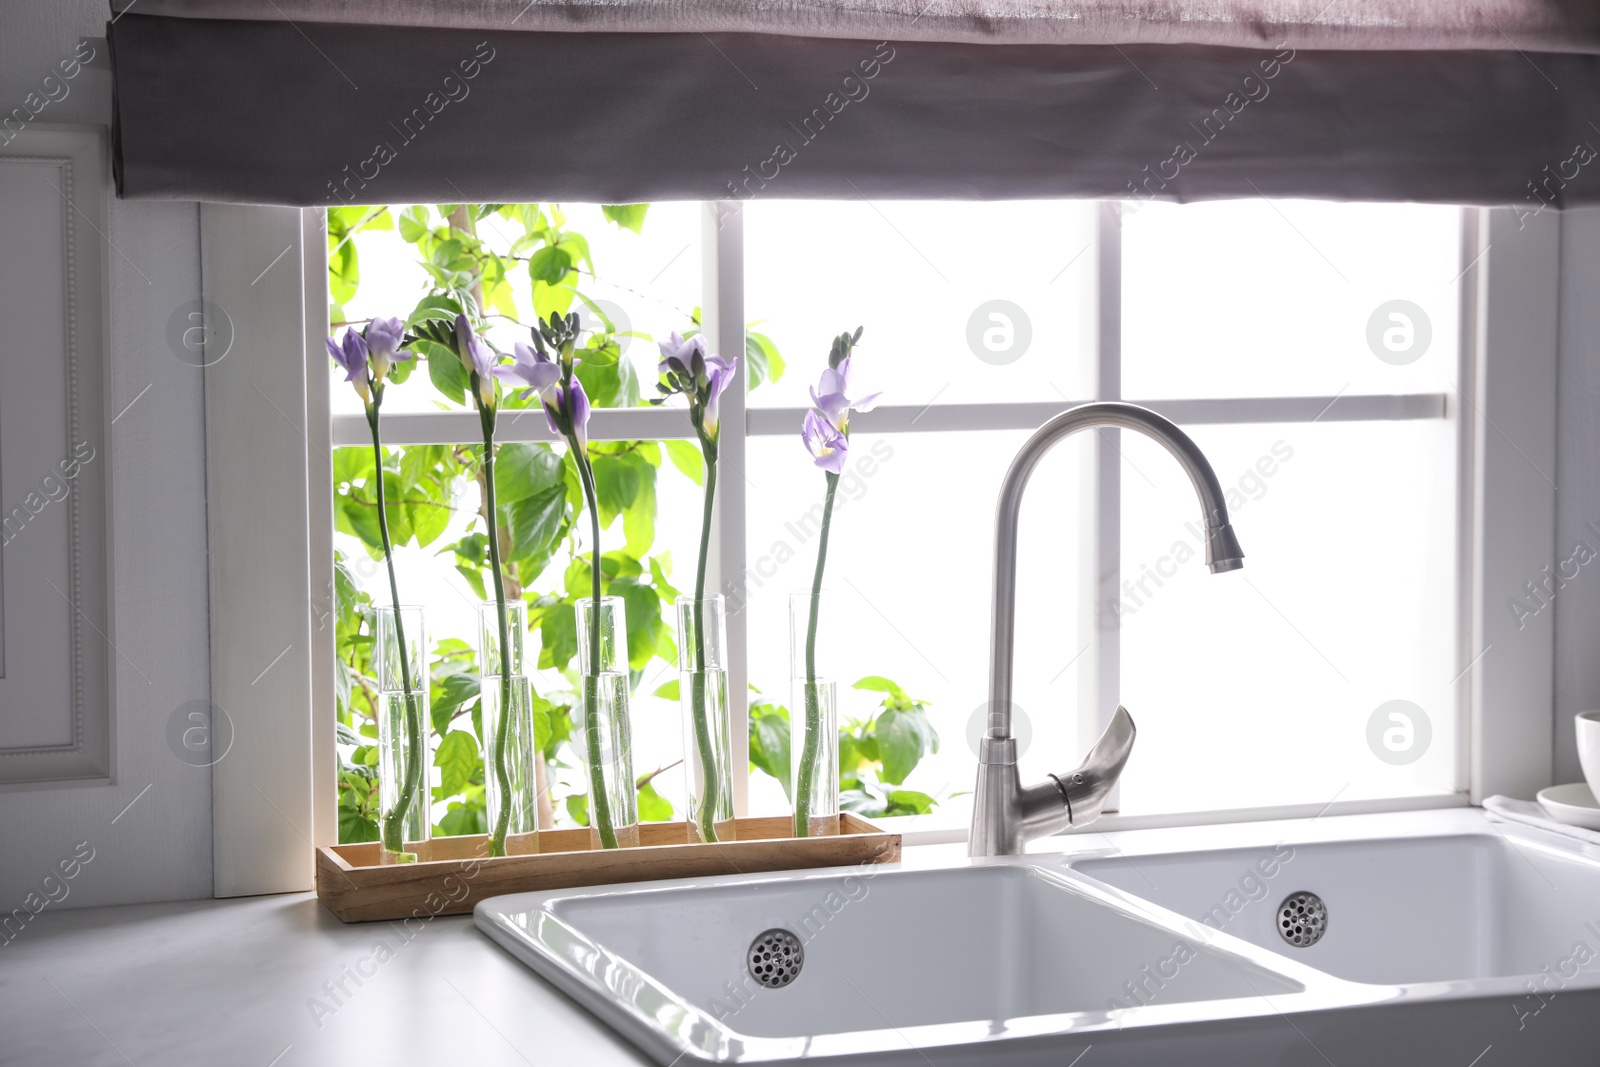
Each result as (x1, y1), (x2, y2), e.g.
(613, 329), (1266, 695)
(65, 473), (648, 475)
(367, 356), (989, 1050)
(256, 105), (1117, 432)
(566, 792), (590, 827)
(504, 484), (567, 564)
(558, 231), (593, 272)
(838, 728), (878, 789)
(840, 788), (884, 817)
(745, 329), (786, 391)
(529, 245), (573, 287)
(431, 672), (480, 734)
(415, 338), (467, 405)
(406, 293), (462, 328)
(574, 292), (621, 337)
(494, 443), (564, 504)
(652, 679), (680, 700)
(575, 350), (640, 409)
(537, 594), (578, 671)
(601, 204), (649, 234)
(455, 564), (487, 602)
(749, 700), (792, 799)
(875, 705), (939, 785)
(378, 469), (414, 546)
(602, 551), (644, 579)
(886, 789), (938, 816)
(622, 468), (656, 558)
(328, 235), (359, 308)
(649, 555), (682, 601)
(398, 206), (433, 243)
(637, 779), (674, 821)
(386, 355), (417, 386)
(339, 804), (379, 843)
(663, 440), (705, 486)
(401, 489), (451, 549)
(611, 577), (663, 672)
(853, 675), (907, 700)
(435, 729), (479, 797)
(539, 700), (574, 759)
(333, 479), (382, 552)
(592, 452), (644, 526)
(439, 800), (488, 837)
(532, 271), (579, 319)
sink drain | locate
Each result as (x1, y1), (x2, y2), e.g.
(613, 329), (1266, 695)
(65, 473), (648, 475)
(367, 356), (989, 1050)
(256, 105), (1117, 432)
(748, 929), (804, 989)
(1277, 891), (1328, 948)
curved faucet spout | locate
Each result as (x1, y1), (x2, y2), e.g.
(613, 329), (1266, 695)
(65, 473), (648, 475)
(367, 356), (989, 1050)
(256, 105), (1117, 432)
(969, 402), (1243, 857)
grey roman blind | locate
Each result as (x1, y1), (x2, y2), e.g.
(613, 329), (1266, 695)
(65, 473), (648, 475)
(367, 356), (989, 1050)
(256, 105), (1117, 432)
(107, 1), (1600, 207)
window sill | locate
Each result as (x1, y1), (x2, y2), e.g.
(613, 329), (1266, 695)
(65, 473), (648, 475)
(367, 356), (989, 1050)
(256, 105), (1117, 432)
(883, 789), (1470, 849)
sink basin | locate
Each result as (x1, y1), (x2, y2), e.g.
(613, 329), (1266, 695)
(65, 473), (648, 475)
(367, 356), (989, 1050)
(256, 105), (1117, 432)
(477, 860), (1328, 1063)
(477, 810), (1600, 1064)
(1071, 825), (1600, 986)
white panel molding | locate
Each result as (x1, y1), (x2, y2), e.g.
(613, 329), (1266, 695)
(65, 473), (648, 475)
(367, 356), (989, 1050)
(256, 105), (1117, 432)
(1468, 206), (1561, 802)
(202, 204), (316, 894)
(0, 125), (112, 787)
(305, 209), (337, 848)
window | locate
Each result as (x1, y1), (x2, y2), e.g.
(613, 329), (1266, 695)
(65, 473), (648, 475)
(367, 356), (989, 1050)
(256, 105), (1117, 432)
(323, 198), (1469, 845)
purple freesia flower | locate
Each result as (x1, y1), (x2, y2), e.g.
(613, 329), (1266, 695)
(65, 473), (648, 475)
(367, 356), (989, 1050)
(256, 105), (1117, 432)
(454, 313), (499, 407)
(810, 356), (881, 432)
(802, 409), (849, 474)
(326, 328), (370, 402)
(657, 331), (706, 377)
(495, 341), (563, 403)
(363, 316), (411, 383)
(654, 330), (737, 442)
(544, 378), (592, 449)
(702, 354), (737, 438)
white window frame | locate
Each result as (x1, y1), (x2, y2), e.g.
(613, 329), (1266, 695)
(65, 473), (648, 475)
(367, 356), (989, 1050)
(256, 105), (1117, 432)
(200, 200), (1559, 896)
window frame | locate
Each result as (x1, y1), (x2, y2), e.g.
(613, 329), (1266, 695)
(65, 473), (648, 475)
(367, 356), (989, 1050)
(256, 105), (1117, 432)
(201, 200), (1558, 895)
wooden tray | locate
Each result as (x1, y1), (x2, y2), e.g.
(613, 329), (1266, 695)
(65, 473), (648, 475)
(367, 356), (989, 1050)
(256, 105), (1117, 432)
(315, 814), (900, 922)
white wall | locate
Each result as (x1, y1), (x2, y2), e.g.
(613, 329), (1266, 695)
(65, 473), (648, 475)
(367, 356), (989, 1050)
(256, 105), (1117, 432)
(1555, 209), (1600, 786)
(0, 1), (212, 907)
(0, 2), (1593, 913)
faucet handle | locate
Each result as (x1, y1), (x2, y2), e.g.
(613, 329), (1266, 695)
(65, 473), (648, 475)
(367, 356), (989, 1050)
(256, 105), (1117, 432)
(1048, 706), (1136, 827)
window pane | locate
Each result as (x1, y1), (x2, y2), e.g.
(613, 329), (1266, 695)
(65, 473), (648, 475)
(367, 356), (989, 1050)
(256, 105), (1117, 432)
(1122, 201), (1461, 399)
(331, 202), (701, 415)
(324, 201), (711, 844)
(1117, 418), (1459, 813)
(742, 429), (1090, 823)
(745, 201), (1098, 409)
(333, 439), (703, 838)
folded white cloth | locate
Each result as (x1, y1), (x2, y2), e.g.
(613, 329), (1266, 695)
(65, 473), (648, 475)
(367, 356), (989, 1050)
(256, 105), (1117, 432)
(1483, 794), (1600, 847)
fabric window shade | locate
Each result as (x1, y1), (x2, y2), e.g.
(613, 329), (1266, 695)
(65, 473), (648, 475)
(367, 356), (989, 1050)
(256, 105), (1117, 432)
(109, 1), (1600, 53)
(107, 2), (1600, 207)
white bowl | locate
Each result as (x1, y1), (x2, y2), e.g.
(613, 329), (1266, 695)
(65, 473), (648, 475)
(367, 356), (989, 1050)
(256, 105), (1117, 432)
(1579, 711), (1600, 800)
(1537, 783), (1600, 830)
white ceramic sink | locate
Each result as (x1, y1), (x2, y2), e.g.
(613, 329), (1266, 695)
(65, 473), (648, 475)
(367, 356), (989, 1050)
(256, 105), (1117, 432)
(478, 810), (1600, 1065)
(1072, 823), (1600, 986)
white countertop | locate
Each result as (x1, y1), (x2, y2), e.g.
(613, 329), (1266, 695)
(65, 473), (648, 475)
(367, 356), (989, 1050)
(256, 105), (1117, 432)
(0, 891), (654, 1067)
(8, 808), (1578, 1067)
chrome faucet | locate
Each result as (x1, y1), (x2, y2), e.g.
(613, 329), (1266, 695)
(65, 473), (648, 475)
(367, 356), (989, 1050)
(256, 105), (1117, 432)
(968, 402), (1244, 856)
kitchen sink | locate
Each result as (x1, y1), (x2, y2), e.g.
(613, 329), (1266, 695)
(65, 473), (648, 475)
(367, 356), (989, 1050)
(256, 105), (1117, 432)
(477, 858), (1337, 1064)
(477, 810), (1600, 1065)
(1071, 822), (1600, 986)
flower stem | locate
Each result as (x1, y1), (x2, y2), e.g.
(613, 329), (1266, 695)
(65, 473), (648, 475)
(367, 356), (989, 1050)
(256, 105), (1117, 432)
(370, 406), (424, 859)
(569, 430), (619, 849)
(480, 397), (515, 859)
(690, 439), (720, 843)
(794, 471), (840, 838)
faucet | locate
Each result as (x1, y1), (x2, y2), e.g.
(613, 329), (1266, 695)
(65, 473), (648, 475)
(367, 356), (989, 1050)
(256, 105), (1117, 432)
(968, 402), (1244, 856)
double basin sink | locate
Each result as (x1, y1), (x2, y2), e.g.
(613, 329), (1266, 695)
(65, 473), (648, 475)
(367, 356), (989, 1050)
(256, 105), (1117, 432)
(475, 809), (1600, 1065)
